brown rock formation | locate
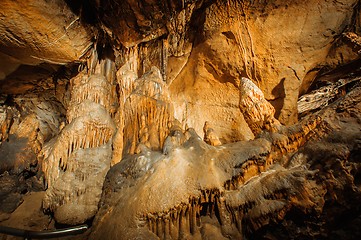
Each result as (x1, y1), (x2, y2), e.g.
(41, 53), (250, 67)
(90, 78), (361, 240)
(0, 0), (361, 239)
(0, 0), (92, 80)
(41, 61), (117, 224)
(203, 121), (222, 146)
(239, 77), (281, 135)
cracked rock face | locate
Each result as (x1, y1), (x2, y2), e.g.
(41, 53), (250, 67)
(0, 0), (361, 239)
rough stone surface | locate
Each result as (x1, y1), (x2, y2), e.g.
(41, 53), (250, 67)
(0, 191), (77, 240)
(0, 0), (93, 80)
(42, 69), (117, 225)
(90, 81), (361, 239)
(0, 0), (360, 239)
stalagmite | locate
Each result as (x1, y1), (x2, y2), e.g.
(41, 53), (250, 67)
(88, 74), (358, 240)
(239, 77), (281, 135)
(41, 53), (116, 225)
(203, 121), (222, 146)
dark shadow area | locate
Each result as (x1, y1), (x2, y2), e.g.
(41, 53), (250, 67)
(269, 77), (285, 119)
(64, 0), (98, 25)
(0, 64), (58, 95)
(310, 59), (361, 91)
(0, 135), (36, 174)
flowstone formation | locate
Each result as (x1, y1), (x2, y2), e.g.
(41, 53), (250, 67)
(0, 0), (361, 239)
(121, 67), (174, 156)
(90, 77), (361, 239)
(41, 57), (117, 225)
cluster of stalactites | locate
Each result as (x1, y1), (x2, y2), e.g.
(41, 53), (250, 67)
(224, 165), (323, 231)
(42, 144), (111, 212)
(41, 52), (117, 224)
(239, 77), (281, 135)
(42, 108), (115, 188)
(142, 189), (221, 240)
(42, 68), (116, 187)
(119, 67), (174, 156)
(140, 166), (323, 239)
(116, 39), (169, 83)
(138, 166), (319, 240)
(123, 97), (173, 155)
(68, 74), (114, 118)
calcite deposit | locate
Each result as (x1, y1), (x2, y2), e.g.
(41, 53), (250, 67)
(41, 62), (117, 224)
(0, 0), (361, 239)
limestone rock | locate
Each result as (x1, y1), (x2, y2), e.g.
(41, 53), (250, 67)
(95, 0), (199, 48)
(0, 94), (63, 174)
(42, 69), (116, 224)
(297, 77), (360, 115)
(169, 0), (359, 126)
(0, 192), (50, 230)
(90, 79), (361, 240)
(0, 0), (92, 79)
(0, 1), (361, 239)
(239, 77), (281, 135)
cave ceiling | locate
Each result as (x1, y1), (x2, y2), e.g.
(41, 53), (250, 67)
(0, 0), (361, 239)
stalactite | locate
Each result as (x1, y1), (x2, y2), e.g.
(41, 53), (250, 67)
(120, 45), (139, 74)
(122, 67), (174, 155)
(87, 46), (98, 75)
(164, 218), (170, 239)
(161, 38), (168, 82)
(142, 189), (226, 240)
(41, 51), (117, 224)
(101, 58), (116, 84)
(190, 199), (197, 234)
(156, 217), (162, 238)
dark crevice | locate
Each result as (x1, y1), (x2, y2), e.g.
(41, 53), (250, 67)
(309, 59), (361, 91)
(64, 0), (99, 25)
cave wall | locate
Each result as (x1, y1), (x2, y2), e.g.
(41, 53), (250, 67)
(0, 0), (93, 82)
(168, 0), (359, 132)
(92, 0), (360, 137)
(0, 0), (361, 239)
(1, 0), (360, 137)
